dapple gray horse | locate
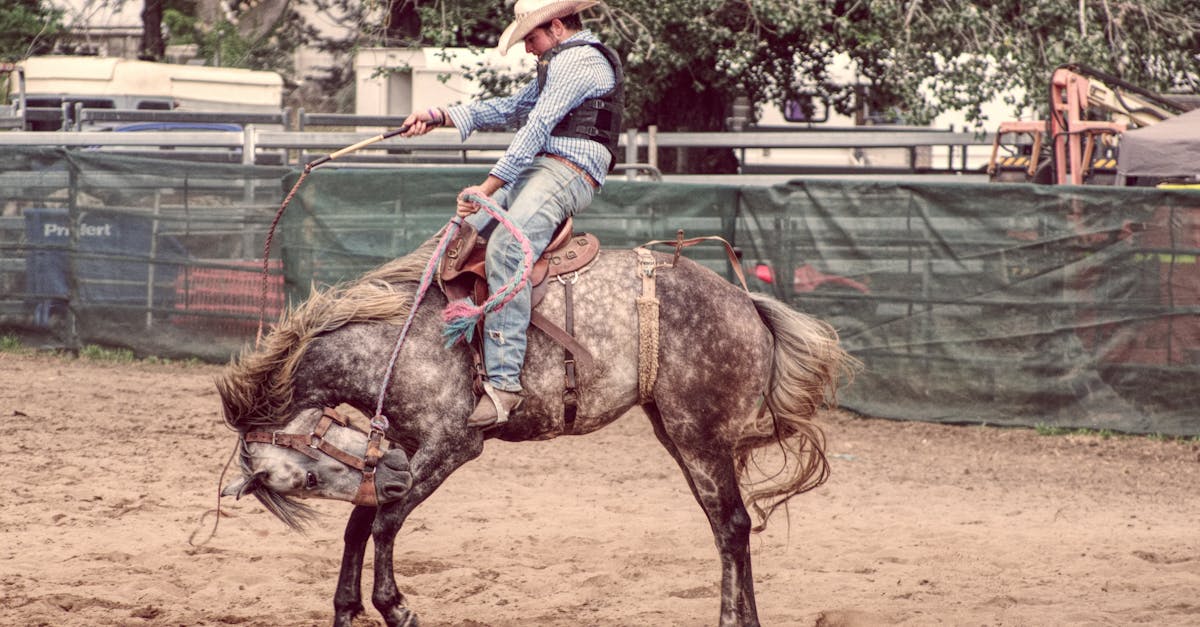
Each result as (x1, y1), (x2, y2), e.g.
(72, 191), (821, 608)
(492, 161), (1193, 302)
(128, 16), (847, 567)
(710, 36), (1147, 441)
(218, 235), (852, 627)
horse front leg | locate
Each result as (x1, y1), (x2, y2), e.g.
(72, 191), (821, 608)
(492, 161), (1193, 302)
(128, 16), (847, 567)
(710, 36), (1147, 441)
(369, 436), (483, 627)
(331, 504), (376, 627)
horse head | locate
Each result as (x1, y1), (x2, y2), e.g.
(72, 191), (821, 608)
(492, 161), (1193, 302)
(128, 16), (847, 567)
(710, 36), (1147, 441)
(212, 242), (447, 529)
(222, 406), (413, 528)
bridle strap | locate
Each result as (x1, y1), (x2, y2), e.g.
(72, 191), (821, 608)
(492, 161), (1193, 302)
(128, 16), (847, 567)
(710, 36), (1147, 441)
(351, 429), (385, 507)
(244, 407), (385, 505)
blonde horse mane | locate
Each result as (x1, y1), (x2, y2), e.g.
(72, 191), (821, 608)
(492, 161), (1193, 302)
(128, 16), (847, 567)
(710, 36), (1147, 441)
(217, 235), (441, 429)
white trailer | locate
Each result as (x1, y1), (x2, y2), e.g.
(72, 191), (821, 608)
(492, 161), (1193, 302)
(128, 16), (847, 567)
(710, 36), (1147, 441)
(18, 55), (283, 113)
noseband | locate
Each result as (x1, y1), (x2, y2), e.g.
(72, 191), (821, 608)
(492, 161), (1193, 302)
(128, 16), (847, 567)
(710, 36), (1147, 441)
(243, 406), (385, 506)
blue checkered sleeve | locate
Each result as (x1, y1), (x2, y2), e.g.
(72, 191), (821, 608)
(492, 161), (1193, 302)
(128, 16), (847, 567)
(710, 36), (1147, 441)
(446, 32), (617, 187)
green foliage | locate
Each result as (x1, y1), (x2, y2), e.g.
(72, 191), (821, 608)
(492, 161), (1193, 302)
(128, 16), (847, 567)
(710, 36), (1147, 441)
(821, 0), (1200, 129)
(168, 0), (1195, 158)
(414, 1), (504, 48)
(163, 4), (308, 74)
(0, 0), (63, 62)
(0, 335), (202, 366)
(70, 0), (1196, 132)
(0, 334), (23, 352)
(328, 0), (1192, 165)
(593, 0), (1200, 132)
(80, 344), (136, 363)
(1032, 424), (1200, 443)
(1035, 422), (1072, 436)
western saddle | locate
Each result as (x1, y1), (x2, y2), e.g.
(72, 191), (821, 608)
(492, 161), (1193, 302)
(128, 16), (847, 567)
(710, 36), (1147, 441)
(437, 218), (600, 428)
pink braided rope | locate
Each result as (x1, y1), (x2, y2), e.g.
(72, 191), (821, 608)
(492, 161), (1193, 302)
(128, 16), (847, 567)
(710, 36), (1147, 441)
(440, 193), (535, 339)
(371, 217), (463, 427)
(371, 192), (534, 426)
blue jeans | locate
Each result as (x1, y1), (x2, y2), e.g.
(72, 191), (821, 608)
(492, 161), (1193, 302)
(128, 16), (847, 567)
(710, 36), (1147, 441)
(464, 156), (596, 392)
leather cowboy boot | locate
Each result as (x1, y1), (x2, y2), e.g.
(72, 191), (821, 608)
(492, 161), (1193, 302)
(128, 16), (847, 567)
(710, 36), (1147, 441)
(466, 382), (523, 428)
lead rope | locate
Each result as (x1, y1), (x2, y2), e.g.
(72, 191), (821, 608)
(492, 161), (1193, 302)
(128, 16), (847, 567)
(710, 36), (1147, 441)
(369, 192), (535, 432)
(367, 216), (461, 432)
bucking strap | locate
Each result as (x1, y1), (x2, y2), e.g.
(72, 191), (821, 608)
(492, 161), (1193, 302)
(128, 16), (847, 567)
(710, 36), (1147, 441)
(561, 277), (579, 432)
(639, 230), (750, 292)
(635, 248), (661, 404)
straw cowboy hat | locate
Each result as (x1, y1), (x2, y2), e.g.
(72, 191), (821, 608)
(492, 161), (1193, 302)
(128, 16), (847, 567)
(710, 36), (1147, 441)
(496, 0), (602, 54)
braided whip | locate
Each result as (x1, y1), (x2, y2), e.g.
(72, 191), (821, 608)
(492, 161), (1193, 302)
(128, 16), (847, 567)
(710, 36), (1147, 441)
(256, 124), (412, 345)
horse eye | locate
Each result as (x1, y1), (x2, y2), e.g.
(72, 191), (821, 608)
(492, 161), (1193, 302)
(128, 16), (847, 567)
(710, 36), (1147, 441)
(305, 471), (319, 490)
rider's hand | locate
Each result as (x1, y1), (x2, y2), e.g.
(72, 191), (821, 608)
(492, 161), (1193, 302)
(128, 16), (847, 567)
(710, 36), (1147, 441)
(456, 185), (490, 217)
(400, 108), (446, 137)
(456, 176), (506, 217)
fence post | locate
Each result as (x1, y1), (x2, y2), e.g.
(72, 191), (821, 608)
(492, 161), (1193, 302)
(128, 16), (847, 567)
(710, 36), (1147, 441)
(242, 125), (256, 165)
(625, 128), (637, 180)
(65, 162), (81, 352)
(145, 190), (161, 329)
(648, 125), (658, 171)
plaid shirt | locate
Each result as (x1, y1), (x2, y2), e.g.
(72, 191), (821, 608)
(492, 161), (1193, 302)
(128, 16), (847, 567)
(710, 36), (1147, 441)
(446, 31), (617, 188)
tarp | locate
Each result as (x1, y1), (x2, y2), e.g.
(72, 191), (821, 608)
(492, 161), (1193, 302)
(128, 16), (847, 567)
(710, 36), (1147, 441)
(2, 148), (1198, 435)
(1118, 108), (1200, 179)
(277, 168), (1200, 436)
(0, 147), (289, 361)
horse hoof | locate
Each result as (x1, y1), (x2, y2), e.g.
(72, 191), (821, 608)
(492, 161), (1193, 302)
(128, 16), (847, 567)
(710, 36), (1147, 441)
(331, 610), (359, 627)
(384, 607), (419, 627)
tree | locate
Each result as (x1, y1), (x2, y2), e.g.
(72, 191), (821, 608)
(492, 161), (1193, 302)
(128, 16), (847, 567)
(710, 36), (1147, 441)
(162, 0), (313, 73)
(140, 0), (165, 61)
(827, 0), (1200, 129)
(597, 0), (1200, 172)
(0, 0), (63, 62)
(137, 0), (1200, 172)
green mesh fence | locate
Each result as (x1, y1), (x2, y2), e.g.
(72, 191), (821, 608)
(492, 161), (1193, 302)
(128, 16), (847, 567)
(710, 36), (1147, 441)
(738, 181), (1200, 436)
(2, 148), (1197, 435)
(0, 147), (290, 361)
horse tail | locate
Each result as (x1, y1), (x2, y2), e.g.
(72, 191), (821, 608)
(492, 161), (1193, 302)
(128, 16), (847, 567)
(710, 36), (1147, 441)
(737, 291), (858, 532)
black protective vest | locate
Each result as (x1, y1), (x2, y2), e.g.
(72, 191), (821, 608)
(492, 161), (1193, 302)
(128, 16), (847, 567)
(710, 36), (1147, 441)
(536, 41), (625, 171)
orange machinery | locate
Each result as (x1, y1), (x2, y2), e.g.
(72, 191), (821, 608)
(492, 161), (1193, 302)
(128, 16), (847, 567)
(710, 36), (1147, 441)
(988, 65), (1181, 185)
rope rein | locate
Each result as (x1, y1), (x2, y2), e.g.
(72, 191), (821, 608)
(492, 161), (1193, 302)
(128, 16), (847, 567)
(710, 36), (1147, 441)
(368, 217), (462, 429)
(370, 194), (534, 429)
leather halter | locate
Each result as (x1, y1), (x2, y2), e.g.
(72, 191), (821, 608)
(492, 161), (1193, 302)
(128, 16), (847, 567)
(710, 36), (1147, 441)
(243, 406), (385, 507)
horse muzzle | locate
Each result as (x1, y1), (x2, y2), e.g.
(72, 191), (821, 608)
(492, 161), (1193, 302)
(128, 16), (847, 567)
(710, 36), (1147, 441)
(352, 447), (413, 507)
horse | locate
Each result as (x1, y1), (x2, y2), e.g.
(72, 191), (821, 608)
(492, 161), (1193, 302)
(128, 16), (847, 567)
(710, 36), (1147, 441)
(216, 233), (853, 627)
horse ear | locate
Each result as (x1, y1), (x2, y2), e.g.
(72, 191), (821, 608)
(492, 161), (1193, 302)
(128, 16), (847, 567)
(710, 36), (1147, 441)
(221, 471), (265, 500)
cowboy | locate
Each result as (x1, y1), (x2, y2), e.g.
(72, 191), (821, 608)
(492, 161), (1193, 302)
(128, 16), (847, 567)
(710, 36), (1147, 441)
(401, 0), (624, 428)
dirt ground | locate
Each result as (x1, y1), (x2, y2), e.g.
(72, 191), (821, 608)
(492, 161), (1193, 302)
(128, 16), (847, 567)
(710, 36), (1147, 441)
(2, 350), (1199, 627)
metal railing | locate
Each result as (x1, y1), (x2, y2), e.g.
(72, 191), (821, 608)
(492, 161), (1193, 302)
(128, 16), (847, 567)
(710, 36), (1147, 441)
(0, 108), (1004, 175)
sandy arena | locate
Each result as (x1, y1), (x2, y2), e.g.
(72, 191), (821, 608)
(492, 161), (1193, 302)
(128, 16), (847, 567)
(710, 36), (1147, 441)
(1, 350), (1198, 626)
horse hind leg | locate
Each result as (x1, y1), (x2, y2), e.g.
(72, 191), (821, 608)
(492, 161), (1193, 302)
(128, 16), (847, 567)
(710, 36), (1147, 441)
(644, 404), (761, 627)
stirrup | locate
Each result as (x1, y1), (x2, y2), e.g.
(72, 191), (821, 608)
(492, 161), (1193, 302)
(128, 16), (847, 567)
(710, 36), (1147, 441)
(467, 382), (522, 428)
